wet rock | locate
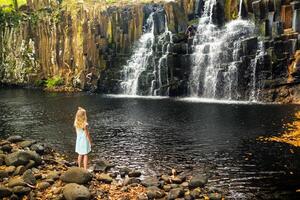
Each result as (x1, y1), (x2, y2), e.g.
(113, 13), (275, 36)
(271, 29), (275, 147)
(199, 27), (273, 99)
(94, 160), (114, 172)
(293, 9), (300, 33)
(109, 172), (117, 178)
(12, 186), (31, 195)
(60, 167), (92, 184)
(0, 170), (9, 179)
(7, 135), (23, 143)
(5, 166), (16, 175)
(161, 175), (171, 183)
(13, 166), (26, 176)
(181, 182), (189, 188)
(5, 151), (41, 166)
(252, 0), (265, 20)
(97, 173), (113, 184)
(146, 186), (165, 199)
(171, 176), (183, 184)
(188, 175), (208, 189)
(25, 160), (36, 170)
(18, 140), (36, 148)
(45, 178), (55, 184)
(0, 157), (3, 166)
(163, 185), (172, 192)
(123, 177), (140, 186)
(8, 177), (26, 187)
(167, 188), (184, 200)
(128, 170), (142, 178)
(190, 188), (201, 198)
(291, 1), (300, 10)
(142, 177), (160, 187)
(137, 193), (148, 200)
(0, 186), (12, 198)
(1, 144), (12, 152)
(63, 183), (91, 200)
(208, 192), (222, 200)
(30, 144), (45, 154)
(47, 171), (60, 180)
(37, 182), (51, 190)
(121, 186), (129, 192)
(241, 37), (258, 56)
(10, 194), (19, 200)
(22, 169), (37, 185)
(119, 167), (130, 177)
(170, 183), (179, 188)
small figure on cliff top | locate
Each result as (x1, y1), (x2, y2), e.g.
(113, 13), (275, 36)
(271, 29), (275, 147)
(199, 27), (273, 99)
(74, 107), (92, 170)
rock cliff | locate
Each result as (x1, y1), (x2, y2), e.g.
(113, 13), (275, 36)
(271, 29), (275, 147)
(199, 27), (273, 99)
(0, 0), (300, 103)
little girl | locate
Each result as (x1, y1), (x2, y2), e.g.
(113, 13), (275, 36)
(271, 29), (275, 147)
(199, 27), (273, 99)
(74, 107), (92, 170)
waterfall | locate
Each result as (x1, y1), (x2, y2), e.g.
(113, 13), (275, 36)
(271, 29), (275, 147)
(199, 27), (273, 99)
(120, 13), (155, 95)
(238, 0), (243, 19)
(249, 41), (265, 102)
(153, 15), (173, 96)
(189, 0), (256, 100)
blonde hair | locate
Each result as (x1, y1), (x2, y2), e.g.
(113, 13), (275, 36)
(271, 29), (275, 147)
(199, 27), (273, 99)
(74, 107), (87, 129)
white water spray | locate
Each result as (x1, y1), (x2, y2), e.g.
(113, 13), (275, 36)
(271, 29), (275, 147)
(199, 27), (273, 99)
(120, 13), (155, 95)
(190, 0), (256, 100)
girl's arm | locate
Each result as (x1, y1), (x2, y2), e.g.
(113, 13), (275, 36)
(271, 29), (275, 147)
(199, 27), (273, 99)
(84, 125), (92, 146)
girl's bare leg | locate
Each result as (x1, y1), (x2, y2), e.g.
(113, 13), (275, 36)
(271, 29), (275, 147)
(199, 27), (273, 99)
(78, 155), (83, 168)
(83, 155), (88, 170)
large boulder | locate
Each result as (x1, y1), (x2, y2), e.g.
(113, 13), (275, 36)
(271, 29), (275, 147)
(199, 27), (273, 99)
(7, 135), (23, 143)
(8, 177), (27, 187)
(94, 160), (114, 172)
(146, 186), (165, 199)
(22, 169), (37, 185)
(11, 186), (31, 195)
(5, 151), (41, 166)
(18, 140), (36, 148)
(63, 183), (91, 200)
(188, 175), (208, 189)
(142, 177), (160, 187)
(30, 143), (45, 154)
(97, 173), (113, 184)
(60, 167), (92, 184)
(167, 188), (184, 200)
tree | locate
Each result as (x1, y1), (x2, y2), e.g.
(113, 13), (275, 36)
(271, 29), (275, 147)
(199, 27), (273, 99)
(12, 0), (18, 11)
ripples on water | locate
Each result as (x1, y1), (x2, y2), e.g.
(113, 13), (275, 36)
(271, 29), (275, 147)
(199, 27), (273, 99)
(1, 89), (300, 199)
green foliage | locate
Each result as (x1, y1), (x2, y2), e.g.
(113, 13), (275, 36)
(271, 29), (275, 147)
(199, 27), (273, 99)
(46, 76), (64, 88)
(34, 79), (45, 87)
(0, 0), (26, 12)
(105, 0), (117, 3)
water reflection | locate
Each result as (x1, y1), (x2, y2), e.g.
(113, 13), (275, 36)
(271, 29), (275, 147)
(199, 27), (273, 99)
(0, 89), (300, 199)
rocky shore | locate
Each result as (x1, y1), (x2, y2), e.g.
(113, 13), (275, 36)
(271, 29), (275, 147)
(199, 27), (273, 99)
(0, 135), (224, 200)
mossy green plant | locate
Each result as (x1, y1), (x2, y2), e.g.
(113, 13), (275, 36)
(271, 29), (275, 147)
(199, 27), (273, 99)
(46, 76), (64, 88)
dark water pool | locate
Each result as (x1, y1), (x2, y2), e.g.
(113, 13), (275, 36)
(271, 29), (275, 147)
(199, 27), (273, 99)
(1, 89), (300, 199)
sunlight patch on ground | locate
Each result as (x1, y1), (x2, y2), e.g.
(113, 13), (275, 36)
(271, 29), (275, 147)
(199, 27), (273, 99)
(259, 111), (300, 147)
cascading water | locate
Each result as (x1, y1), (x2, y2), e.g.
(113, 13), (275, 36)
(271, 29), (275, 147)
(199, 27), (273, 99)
(120, 13), (155, 95)
(189, 0), (256, 100)
(238, 0), (243, 19)
(152, 16), (173, 96)
(249, 41), (265, 102)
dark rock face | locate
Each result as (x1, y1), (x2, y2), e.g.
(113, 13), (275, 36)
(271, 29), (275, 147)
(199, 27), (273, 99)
(0, 0), (300, 103)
